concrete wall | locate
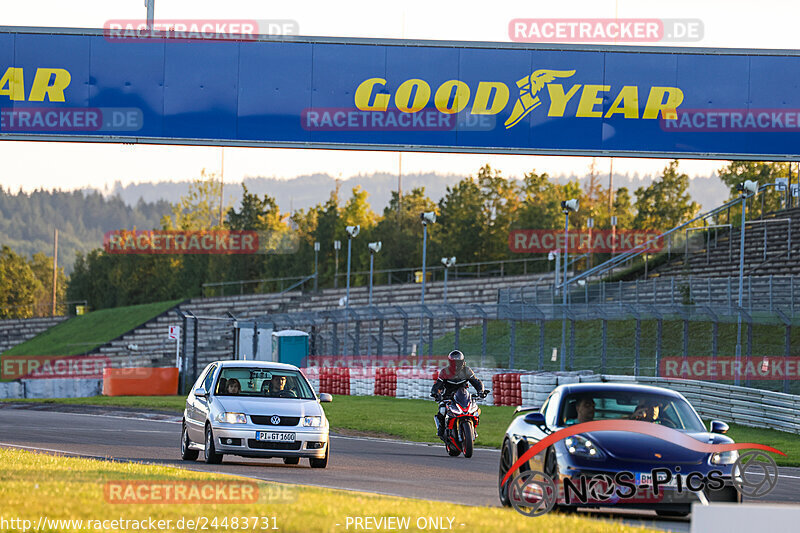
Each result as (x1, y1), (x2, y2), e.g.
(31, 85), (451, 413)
(0, 378), (102, 399)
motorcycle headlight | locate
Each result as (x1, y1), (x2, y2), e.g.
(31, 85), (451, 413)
(216, 412), (247, 424)
(303, 416), (322, 427)
(448, 404), (463, 415)
(564, 435), (605, 460)
(711, 450), (739, 465)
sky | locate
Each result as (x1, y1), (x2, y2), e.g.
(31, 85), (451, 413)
(0, 0), (794, 192)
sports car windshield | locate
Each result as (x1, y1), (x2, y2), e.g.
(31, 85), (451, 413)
(215, 367), (315, 400)
(560, 390), (705, 432)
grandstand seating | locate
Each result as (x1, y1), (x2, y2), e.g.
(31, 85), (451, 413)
(652, 206), (800, 279)
(94, 272), (552, 368)
(0, 316), (68, 354)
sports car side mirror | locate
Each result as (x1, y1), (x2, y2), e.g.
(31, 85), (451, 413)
(194, 387), (207, 398)
(710, 420), (729, 434)
(319, 393), (333, 403)
(523, 412), (547, 428)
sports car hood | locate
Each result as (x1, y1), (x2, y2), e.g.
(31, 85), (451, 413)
(217, 397), (323, 418)
(581, 430), (728, 464)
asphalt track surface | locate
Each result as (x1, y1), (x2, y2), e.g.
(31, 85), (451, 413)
(2, 403), (799, 533)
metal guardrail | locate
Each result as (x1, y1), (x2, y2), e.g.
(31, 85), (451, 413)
(605, 375), (800, 434)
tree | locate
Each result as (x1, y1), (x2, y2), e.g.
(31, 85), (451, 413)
(611, 187), (635, 229)
(29, 252), (67, 316)
(476, 165), (521, 262)
(372, 188), (437, 277)
(633, 161), (700, 231)
(717, 161), (788, 220)
(161, 169), (227, 230)
(436, 177), (484, 264)
(0, 246), (43, 319)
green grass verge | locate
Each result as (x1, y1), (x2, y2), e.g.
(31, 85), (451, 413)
(1, 299), (184, 357)
(435, 318), (800, 395)
(3, 395), (797, 466)
(0, 447), (657, 533)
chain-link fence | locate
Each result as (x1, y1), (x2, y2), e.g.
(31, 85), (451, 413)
(178, 301), (800, 396)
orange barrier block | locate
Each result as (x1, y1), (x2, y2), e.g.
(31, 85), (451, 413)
(103, 367), (179, 396)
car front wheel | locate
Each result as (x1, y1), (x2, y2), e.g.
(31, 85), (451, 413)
(309, 445), (329, 469)
(181, 423), (199, 461)
(204, 425), (223, 464)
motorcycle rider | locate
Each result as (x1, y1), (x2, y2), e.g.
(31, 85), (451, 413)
(430, 350), (487, 440)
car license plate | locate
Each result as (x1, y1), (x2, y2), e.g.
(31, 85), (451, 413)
(637, 472), (678, 488)
(257, 432), (295, 442)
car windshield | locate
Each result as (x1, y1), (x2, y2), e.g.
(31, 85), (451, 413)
(215, 367), (315, 400)
(559, 390), (705, 432)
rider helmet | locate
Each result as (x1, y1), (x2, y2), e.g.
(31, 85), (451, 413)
(447, 350), (465, 372)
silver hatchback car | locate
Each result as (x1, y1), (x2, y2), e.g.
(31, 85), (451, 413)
(180, 360), (332, 468)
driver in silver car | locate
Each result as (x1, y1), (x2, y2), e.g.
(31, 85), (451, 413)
(262, 374), (297, 398)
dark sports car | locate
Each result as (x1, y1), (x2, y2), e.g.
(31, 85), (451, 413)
(498, 383), (742, 517)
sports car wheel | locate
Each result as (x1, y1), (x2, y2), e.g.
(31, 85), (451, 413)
(498, 439), (513, 507)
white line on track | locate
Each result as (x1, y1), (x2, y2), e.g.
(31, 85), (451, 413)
(331, 434), (500, 452)
(0, 409), (182, 424)
(0, 442), (109, 459)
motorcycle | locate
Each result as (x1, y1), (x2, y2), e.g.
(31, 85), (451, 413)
(435, 386), (489, 458)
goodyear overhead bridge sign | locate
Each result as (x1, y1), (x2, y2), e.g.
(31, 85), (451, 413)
(2, 27), (800, 159)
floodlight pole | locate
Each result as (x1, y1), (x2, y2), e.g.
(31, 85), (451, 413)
(735, 193), (747, 386)
(344, 236), (353, 355)
(334, 240), (341, 289)
(443, 266), (449, 305)
(561, 211), (570, 372)
(146, 0), (155, 30)
(346, 236), (353, 306)
(313, 242), (320, 292)
(420, 223), (428, 350)
(369, 251), (375, 306)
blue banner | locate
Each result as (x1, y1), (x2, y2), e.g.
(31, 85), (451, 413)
(2, 28), (800, 159)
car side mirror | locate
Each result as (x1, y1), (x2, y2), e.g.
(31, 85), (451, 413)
(194, 387), (207, 398)
(319, 393), (333, 403)
(710, 420), (729, 434)
(523, 412), (547, 428)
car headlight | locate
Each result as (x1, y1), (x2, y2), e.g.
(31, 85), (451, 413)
(711, 449), (739, 465)
(216, 412), (247, 424)
(303, 416), (322, 427)
(564, 435), (605, 460)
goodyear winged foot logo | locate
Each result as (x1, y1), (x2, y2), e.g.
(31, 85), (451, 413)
(352, 68), (684, 128)
(504, 69), (576, 128)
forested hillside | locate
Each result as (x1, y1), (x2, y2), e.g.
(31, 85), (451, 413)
(0, 188), (171, 272)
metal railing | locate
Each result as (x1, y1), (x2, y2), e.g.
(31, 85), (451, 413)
(201, 256), (552, 297)
(201, 274), (314, 297)
(500, 275), (800, 314)
(564, 184), (783, 288)
(0, 299), (88, 320)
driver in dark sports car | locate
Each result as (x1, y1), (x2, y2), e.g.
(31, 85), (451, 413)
(430, 350), (487, 440)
